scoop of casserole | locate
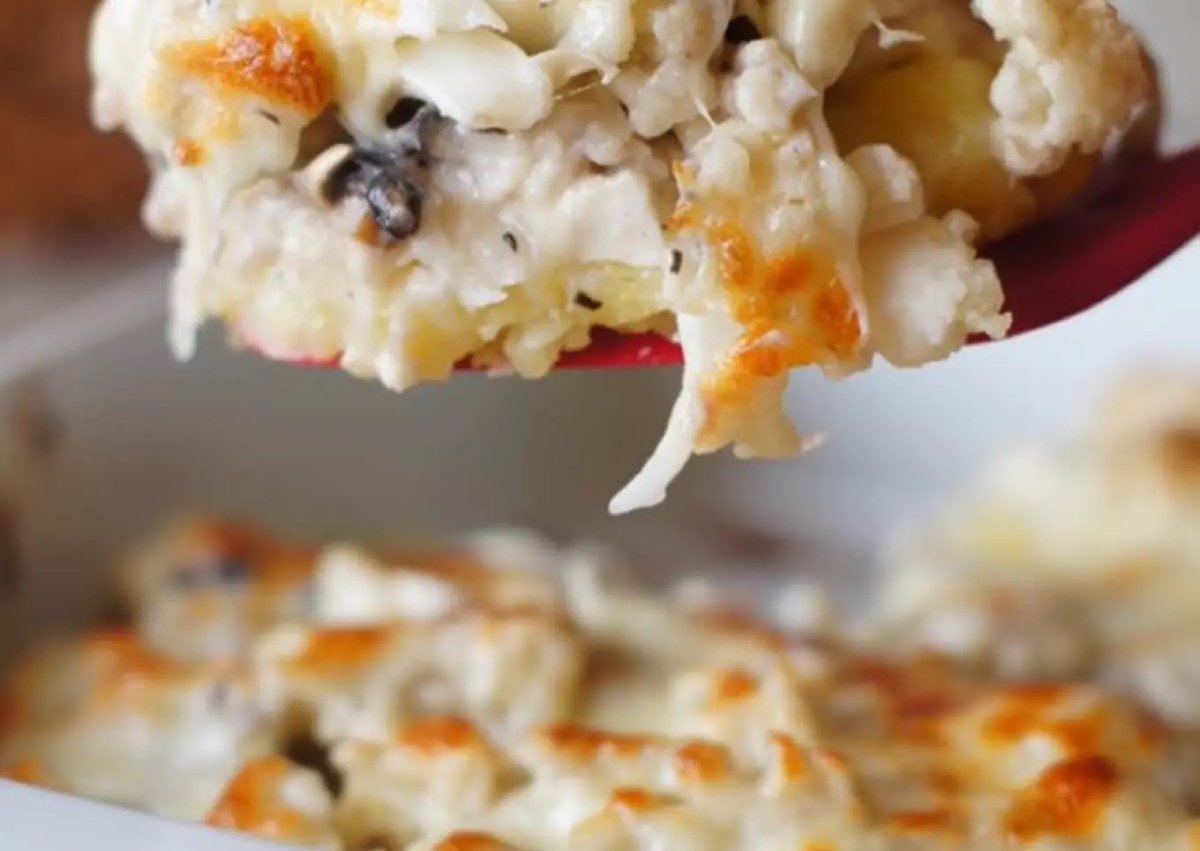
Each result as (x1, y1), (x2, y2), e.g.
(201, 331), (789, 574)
(89, 0), (1152, 511)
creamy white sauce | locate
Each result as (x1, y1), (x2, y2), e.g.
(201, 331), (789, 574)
(92, 0), (1144, 511)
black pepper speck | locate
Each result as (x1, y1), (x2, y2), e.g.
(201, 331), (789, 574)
(282, 732), (344, 798)
(385, 96), (427, 129)
(724, 15), (761, 44)
(502, 232), (518, 252)
(319, 156), (366, 206)
(574, 292), (603, 311)
(669, 249), (683, 274)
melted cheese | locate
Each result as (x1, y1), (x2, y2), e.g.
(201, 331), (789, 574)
(4, 512), (1200, 847)
(108, 0), (1163, 508)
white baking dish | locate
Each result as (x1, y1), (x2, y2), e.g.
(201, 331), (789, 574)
(2, 0), (1197, 844)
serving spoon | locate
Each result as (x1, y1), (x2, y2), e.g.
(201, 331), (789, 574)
(258, 145), (1200, 371)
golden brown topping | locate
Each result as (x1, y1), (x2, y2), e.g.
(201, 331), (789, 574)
(432, 832), (509, 851)
(176, 518), (317, 586)
(1003, 684), (1073, 703)
(667, 198), (862, 433)
(173, 138), (206, 167)
(0, 758), (44, 785)
(1003, 756), (1119, 841)
(396, 717), (482, 753)
(164, 17), (333, 115)
(1008, 709), (1102, 755)
(847, 655), (963, 737)
(206, 756), (303, 839)
(84, 628), (172, 681)
(981, 686), (1104, 755)
(353, 215), (386, 248)
(768, 733), (807, 782)
(927, 768), (962, 798)
(711, 668), (758, 704)
(673, 741), (733, 782)
(539, 724), (654, 759)
(609, 787), (670, 813)
(816, 749), (850, 772)
(888, 808), (957, 834)
(704, 218), (850, 350)
(287, 627), (389, 673)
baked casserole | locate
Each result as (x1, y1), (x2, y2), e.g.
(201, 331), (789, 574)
(88, 0), (1153, 510)
(6, 483), (1200, 848)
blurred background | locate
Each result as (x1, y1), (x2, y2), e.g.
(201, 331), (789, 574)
(0, 0), (145, 234)
(0, 0), (161, 339)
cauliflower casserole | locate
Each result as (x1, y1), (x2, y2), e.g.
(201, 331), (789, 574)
(89, 0), (1151, 511)
(872, 372), (1200, 730)
(11, 374), (1200, 849)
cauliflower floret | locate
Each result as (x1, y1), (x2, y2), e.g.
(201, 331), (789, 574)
(828, 0), (1150, 242)
(972, 0), (1150, 176)
(610, 0), (733, 137)
(766, 0), (890, 88)
(844, 144), (925, 236)
(861, 211), (1009, 366)
(724, 40), (818, 134)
